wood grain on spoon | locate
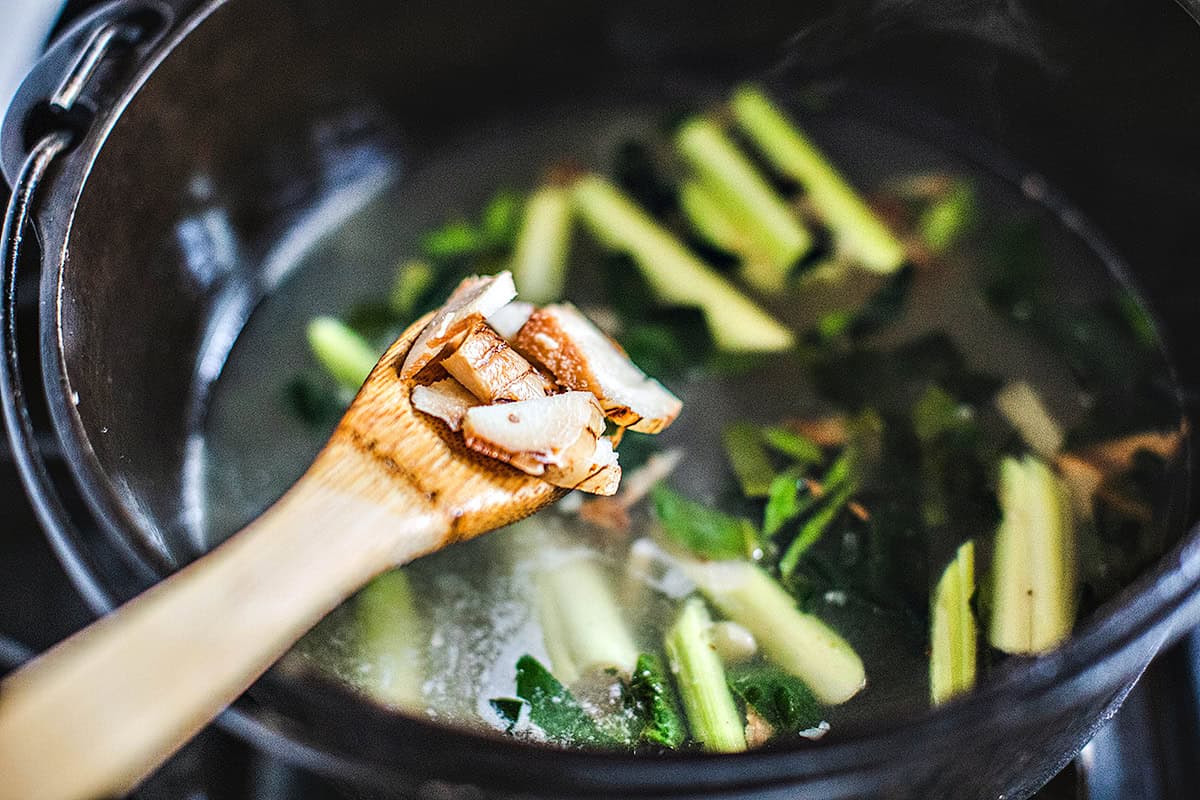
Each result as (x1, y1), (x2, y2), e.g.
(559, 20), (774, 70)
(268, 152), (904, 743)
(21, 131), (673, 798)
(0, 313), (563, 800)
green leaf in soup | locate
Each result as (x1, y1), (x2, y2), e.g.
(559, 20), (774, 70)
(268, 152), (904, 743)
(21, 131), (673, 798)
(629, 653), (686, 749)
(728, 666), (824, 735)
(284, 375), (348, 429)
(652, 485), (758, 561)
(489, 697), (524, 732)
(912, 384), (974, 444)
(612, 139), (678, 217)
(514, 655), (614, 746)
(723, 422), (777, 498)
(480, 188), (524, 249)
(420, 219), (483, 261)
(763, 469), (815, 538)
(761, 426), (823, 465)
(918, 180), (977, 253)
(846, 265), (914, 338)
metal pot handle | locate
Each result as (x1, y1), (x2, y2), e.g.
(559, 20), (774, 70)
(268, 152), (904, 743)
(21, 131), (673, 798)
(0, 2), (172, 610)
(1, 2), (172, 187)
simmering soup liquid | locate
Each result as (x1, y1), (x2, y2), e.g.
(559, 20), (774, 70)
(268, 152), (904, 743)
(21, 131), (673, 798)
(197, 96), (1188, 747)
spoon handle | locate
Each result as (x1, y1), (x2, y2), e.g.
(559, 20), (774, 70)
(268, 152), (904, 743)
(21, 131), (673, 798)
(0, 438), (446, 800)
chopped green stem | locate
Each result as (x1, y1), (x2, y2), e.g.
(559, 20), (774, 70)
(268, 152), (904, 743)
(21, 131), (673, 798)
(307, 316), (379, 391)
(684, 560), (865, 704)
(778, 481), (854, 576)
(988, 456), (1077, 654)
(536, 543), (639, 684)
(730, 85), (906, 275)
(355, 570), (424, 708)
(512, 184), (573, 303)
(994, 381), (1064, 459)
(675, 117), (812, 292)
(572, 175), (795, 353)
(723, 422), (776, 497)
(679, 179), (755, 258)
(389, 259), (436, 318)
(664, 598), (746, 752)
(930, 540), (977, 705)
(630, 653), (687, 748)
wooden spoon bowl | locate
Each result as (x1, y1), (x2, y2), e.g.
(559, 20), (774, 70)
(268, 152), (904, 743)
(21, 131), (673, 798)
(0, 314), (563, 800)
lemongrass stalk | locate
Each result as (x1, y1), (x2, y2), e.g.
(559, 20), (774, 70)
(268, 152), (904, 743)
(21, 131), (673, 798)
(930, 540), (977, 705)
(536, 550), (639, 684)
(684, 559), (865, 704)
(572, 175), (794, 353)
(356, 570), (424, 708)
(511, 184), (573, 304)
(307, 316), (378, 391)
(675, 118), (812, 292)
(988, 455), (1077, 654)
(730, 85), (906, 275)
(678, 179), (755, 258)
(664, 598), (746, 752)
(994, 381), (1064, 459)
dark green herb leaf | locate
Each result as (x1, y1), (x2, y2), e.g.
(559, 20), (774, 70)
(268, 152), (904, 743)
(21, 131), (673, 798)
(810, 266), (914, 344)
(779, 481), (854, 578)
(723, 422), (776, 497)
(629, 653), (686, 748)
(489, 697), (524, 731)
(763, 469), (814, 538)
(345, 301), (403, 343)
(480, 189), (524, 249)
(728, 667), (823, 734)
(847, 266), (914, 339)
(514, 655), (613, 746)
(613, 140), (677, 216)
(652, 485), (758, 561)
(285, 376), (348, 429)
(761, 426), (823, 465)
(912, 385), (973, 444)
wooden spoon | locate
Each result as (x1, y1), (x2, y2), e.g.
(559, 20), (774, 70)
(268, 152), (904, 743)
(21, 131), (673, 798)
(0, 313), (564, 800)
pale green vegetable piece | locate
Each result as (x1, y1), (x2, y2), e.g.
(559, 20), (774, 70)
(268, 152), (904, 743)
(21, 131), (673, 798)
(730, 85), (906, 275)
(679, 178), (751, 256)
(665, 598), (746, 753)
(533, 534), (639, 684)
(356, 570), (425, 708)
(572, 175), (794, 353)
(511, 184), (573, 304)
(994, 380), (1064, 459)
(684, 559), (865, 704)
(988, 455), (1077, 655)
(307, 316), (379, 391)
(930, 540), (977, 705)
(675, 117), (811, 292)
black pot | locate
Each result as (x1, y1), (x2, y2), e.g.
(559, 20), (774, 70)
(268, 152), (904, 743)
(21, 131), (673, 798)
(5, 1), (1200, 798)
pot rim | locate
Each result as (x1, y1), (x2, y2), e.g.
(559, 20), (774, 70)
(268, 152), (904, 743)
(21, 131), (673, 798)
(12, 0), (1200, 793)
